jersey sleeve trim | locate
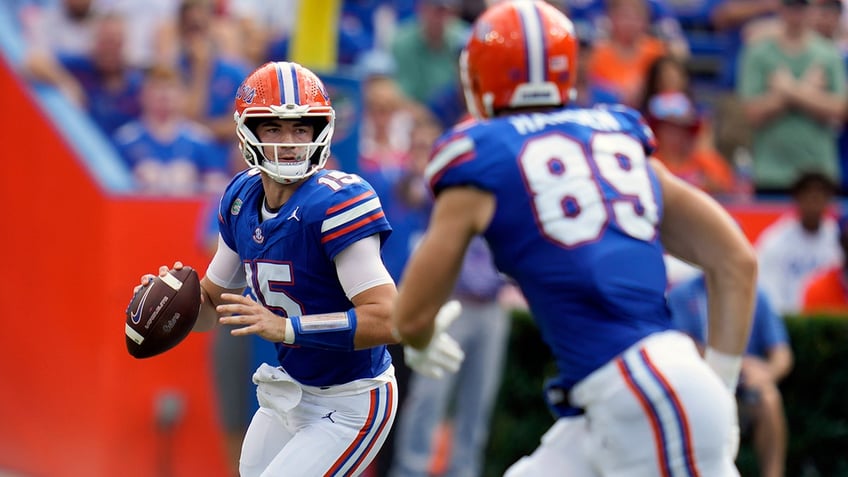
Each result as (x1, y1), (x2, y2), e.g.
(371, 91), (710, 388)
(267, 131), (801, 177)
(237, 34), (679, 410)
(326, 191), (372, 215)
(321, 193), (386, 244)
(322, 209), (387, 244)
(424, 135), (475, 186)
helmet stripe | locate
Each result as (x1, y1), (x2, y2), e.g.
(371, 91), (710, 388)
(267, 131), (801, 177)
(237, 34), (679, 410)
(289, 64), (300, 104)
(277, 62), (297, 104)
(275, 62), (287, 103)
(515, 1), (546, 84)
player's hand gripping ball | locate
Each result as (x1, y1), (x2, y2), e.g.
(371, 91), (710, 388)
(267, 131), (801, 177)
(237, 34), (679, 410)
(125, 266), (201, 358)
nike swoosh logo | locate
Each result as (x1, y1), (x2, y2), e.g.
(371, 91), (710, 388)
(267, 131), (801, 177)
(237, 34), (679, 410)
(130, 284), (154, 324)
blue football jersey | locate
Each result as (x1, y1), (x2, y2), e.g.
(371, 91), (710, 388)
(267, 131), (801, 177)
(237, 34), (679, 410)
(427, 105), (672, 389)
(218, 168), (393, 386)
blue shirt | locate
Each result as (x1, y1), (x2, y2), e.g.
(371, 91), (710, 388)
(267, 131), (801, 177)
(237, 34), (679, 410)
(60, 54), (143, 138)
(218, 168), (393, 386)
(113, 120), (227, 180)
(666, 275), (789, 358)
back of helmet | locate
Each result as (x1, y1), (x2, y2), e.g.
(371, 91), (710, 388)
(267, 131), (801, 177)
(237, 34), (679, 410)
(462, 1), (579, 119)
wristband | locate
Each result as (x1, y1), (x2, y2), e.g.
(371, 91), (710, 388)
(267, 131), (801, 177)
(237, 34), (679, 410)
(283, 318), (294, 344)
(289, 309), (357, 351)
(704, 347), (743, 391)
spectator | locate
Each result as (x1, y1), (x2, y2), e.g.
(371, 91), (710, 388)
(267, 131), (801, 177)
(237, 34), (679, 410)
(710, 0), (781, 90)
(167, 0), (250, 174)
(809, 0), (848, 194)
(21, 0), (99, 60)
(566, 0), (690, 58)
(571, 39), (621, 107)
(101, 0), (180, 69)
(223, 0), (299, 66)
(640, 54), (692, 108)
(755, 172), (843, 315)
(809, 0), (847, 45)
(358, 74), (418, 174)
(370, 117), (442, 286)
(586, 0), (667, 106)
(646, 91), (737, 196)
(168, 0), (250, 139)
(23, 12), (144, 138)
(639, 55), (742, 196)
(390, 0), (469, 105)
(113, 64), (229, 196)
(801, 213), (848, 315)
(667, 273), (794, 477)
(708, 0), (782, 169)
(737, 0), (847, 194)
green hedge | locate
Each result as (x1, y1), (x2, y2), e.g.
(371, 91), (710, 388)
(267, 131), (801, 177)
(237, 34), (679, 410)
(483, 313), (848, 477)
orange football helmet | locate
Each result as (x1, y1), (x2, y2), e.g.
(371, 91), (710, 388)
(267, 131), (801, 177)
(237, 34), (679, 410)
(234, 61), (335, 183)
(461, 1), (579, 119)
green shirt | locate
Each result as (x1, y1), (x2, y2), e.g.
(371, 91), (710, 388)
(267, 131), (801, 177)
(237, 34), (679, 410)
(737, 34), (846, 190)
(390, 18), (469, 105)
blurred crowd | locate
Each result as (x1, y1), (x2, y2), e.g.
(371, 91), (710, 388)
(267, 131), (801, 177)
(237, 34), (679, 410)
(13, 0), (848, 200)
(10, 0), (848, 475)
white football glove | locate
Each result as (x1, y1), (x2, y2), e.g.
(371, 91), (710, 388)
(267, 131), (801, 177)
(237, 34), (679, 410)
(403, 300), (466, 379)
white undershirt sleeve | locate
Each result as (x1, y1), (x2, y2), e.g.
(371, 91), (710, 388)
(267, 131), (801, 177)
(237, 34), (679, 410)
(205, 234), (248, 289)
(335, 234), (394, 300)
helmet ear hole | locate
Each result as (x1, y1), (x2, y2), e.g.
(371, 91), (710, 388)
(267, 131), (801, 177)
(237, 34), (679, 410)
(304, 117), (328, 141)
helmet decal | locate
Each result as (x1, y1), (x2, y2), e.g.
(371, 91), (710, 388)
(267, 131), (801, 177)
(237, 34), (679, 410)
(236, 83), (256, 104)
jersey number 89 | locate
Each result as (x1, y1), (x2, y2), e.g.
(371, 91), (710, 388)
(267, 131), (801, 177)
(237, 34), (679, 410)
(519, 133), (659, 247)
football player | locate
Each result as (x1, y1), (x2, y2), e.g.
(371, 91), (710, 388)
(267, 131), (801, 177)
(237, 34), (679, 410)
(391, 2), (758, 476)
(136, 61), (461, 476)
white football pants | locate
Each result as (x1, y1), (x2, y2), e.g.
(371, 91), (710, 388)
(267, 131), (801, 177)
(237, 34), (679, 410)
(239, 363), (397, 477)
(506, 331), (740, 477)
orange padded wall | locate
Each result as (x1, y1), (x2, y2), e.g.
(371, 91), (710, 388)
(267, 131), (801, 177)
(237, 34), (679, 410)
(0, 59), (228, 476)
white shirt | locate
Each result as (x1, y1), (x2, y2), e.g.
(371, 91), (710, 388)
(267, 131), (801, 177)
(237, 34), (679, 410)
(755, 214), (842, 315)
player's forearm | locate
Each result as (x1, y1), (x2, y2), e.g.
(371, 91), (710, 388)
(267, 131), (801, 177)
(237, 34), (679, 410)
(195, 277), (243, 332)
(193, 285), (221, 332)
(655, 160), (758, 355)
(394, 288), (440, 351)
(711, 0), (775, 30)
(703, 251), (758, 355)
(767, 345), (794, 381)
(742, 92), (787, 127)
(785, 87), (847, 124)
(394, 236), (463, 349)
(351, 284), (400, 349)
(268, 284), (398, 350)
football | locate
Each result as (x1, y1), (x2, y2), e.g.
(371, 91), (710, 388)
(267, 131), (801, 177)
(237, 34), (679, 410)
(125, 266), (201, 359)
